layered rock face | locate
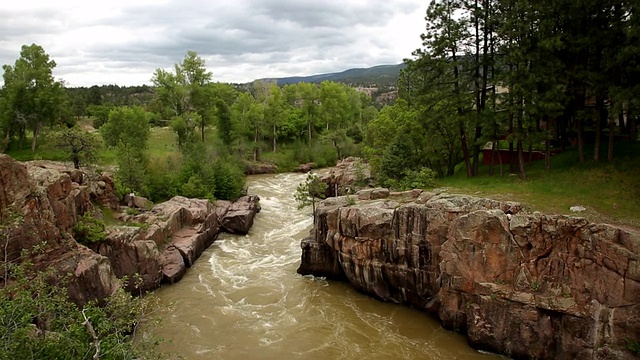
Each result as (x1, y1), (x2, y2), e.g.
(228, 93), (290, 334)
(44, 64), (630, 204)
(1, 155), (120, 305)
(298, 188), (640, 359)
(319, 157), (372, 197)
(1, 155), (260, 303)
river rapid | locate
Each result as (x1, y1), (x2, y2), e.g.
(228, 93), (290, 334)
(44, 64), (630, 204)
(144, 173), (503, 360)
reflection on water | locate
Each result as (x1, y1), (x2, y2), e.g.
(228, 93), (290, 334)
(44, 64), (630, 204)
(143, 173), (502, 360)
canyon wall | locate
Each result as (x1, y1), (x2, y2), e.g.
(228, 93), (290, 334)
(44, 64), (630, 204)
(298, 188), (640, 359)
(0, 154), (259, 304)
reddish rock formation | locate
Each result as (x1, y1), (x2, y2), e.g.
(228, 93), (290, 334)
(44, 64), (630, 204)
(298, 188), (639, 359)
(1, 155), (261, 304)
(0, 155), (120, 305)
(319, 157), (372, 197)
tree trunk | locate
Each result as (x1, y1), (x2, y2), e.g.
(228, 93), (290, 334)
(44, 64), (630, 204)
(517, 139), (526, 180)
(272, 125), (277, 152)
(545, 138), (551, 171)
(608, 115), (615, 161)
(594, 96), (604, 161)
(577, 115), (585, 163)
(460, 123), (473, 177)
(489, 140), (496, 176)
(31, 122), (40, 152)
(545, 116), (553, 171)
(629, 105), (637, 142)
(253, 128), (259, 162)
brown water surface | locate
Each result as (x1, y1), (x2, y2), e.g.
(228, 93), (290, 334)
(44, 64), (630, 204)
(143, 173), (503, 360)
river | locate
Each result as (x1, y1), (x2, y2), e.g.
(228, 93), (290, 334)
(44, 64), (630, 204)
(143, 173), (503, 360)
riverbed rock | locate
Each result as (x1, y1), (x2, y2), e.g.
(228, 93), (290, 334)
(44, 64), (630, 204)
(243, 161), (278, 175)
(298, 189), (640, 359)
(221, 195), (261, 235)
(297, 163), (315, 173)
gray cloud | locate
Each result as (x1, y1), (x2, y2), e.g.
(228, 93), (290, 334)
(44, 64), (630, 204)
(0, 0), (425, 86)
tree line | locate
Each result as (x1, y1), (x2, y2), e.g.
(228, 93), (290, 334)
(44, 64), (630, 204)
(0, 45), (380, 201)
(366, 0), (639, 183)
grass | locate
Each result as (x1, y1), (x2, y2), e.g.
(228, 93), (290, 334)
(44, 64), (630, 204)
(437, 142), (640, 228)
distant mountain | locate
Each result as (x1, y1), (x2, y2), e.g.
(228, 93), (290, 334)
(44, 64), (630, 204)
(257, 64), (406, 87)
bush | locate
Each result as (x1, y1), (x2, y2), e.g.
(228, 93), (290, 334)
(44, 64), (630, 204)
(213, 159), (245, 200)
(73, 213), (107, 245)
(181, 174), (212, 199)
(382, 167), (436, 191)
(0, 261), (163, 359)
(146, 156), (180, 202)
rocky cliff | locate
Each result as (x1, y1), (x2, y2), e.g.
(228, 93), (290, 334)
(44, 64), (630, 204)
(0, 154), (260, 304)
(298, 188), (640, 359)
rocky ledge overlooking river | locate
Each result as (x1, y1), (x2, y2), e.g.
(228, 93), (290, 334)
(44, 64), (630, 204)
(298, 187), (640, 359)
(0, 154), (260, 305)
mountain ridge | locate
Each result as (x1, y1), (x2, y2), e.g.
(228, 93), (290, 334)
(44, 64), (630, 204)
(255, 63), (406, 86)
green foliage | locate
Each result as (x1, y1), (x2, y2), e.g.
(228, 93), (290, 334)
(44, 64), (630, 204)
(145, 156), (180, 202)
(0, 261), (163, 359)
(382, 168), (437, 191)
(102, 106), (151, 195)
(212, 159), (245, 200)
(87, 104), (113, 129)
(180, 175), (211, 199)
(50, 125), (102, 169)
(215, 99), (234, 146)
(1, 43), (67, 152)
(101, 106), (150, 150)
(294, 172), (328, 223)
(345, 196), (356, 206)
(626, 338), (640, 355)
(73, 213), (107, 245)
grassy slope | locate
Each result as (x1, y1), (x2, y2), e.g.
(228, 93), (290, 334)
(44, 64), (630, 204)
(437, 142), (640, 228)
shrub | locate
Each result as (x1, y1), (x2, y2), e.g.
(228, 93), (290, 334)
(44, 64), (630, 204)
(382, 167), (436, 191)
(181, 174), (212, 199)
(213, 159), (245, 200)
(0, 261), (164, 359)
(73, 213), (107, 245)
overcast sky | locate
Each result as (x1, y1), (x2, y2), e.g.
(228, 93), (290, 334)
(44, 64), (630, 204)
(0, 0), (426, 87)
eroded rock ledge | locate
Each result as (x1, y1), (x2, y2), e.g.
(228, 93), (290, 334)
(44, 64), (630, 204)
(297, 188), (640, 359)
(0, 154), (260, 305)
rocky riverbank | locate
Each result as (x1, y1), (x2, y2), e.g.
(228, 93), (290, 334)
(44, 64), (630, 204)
(0, 154), (260, 305)
(298, 187), (640, 359)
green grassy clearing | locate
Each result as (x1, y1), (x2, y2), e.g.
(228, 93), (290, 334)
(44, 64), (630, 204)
(438, 142), (640, 228)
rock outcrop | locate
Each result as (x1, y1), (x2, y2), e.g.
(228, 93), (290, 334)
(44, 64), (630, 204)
(298, 188), (640, 359)
(1, 155), (261, 304)
(319, 157), (372, 197)
(1, 155), (120, 305)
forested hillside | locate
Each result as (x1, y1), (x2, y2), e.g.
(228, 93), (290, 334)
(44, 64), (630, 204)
(369, 0), (639, 185)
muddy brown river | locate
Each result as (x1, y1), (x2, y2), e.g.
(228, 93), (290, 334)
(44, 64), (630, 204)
(142, 173), (503, 360)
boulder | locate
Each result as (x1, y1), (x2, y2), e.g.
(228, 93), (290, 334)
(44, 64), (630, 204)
(90, 226), (162, 293)
(123, 193), (153, 210)
(299, 191), (640, 359)
(159, 245), (186, 283)
(297, 163), (315, 173)
(244, 161), (278, 175)
(221, 195), (261, 235)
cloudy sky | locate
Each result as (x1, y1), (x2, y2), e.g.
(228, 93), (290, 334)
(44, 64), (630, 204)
(0, 0), (427, 87)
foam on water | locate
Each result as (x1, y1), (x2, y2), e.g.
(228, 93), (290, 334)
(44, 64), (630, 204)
(143, 173), (505, 360)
